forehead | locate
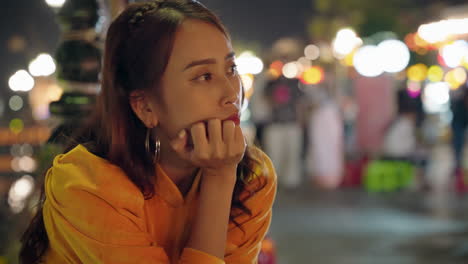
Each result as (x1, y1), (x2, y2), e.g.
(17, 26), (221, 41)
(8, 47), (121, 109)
(168, 19), (232, 67)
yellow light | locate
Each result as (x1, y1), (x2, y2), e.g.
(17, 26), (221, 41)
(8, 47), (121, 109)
(453, 67), (467, 84)
(9, 119), (24, 134)
(462, 55), (468, 70)
(445, 70), (460, 90)
(301, 66), (324, 84)
(407, 64), (428, 82)
(343, 52), (355, 67)
(427, 65), (444, 82)
(445, 68), (467, 90)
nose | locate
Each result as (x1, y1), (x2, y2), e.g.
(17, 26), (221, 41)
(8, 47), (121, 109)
(220, 76), (241, 107)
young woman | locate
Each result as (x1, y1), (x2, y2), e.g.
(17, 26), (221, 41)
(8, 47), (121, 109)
(20, 1), (277, 263)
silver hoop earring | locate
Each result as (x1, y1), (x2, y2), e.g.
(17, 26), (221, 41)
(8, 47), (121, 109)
(145, 128), (161, 164)
(154, 138), (160, 164)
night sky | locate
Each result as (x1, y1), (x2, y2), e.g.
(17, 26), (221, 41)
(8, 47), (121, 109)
(201, 0), (312, 45)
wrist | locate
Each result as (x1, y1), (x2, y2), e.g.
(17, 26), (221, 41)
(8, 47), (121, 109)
(202, 167), (237, 187)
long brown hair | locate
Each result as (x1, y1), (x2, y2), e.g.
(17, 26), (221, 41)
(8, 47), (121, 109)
(20, 1), (264, 263)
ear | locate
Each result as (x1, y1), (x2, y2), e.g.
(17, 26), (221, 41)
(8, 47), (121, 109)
(129, 90), (159, 128)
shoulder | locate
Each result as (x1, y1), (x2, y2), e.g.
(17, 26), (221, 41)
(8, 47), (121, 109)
(43, 145), (151, 246)
(46, 144), (144, 210)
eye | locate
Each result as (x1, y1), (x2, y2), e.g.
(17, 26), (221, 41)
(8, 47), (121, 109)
(195, 73), (212, 81)
(228, 64), (238, 76)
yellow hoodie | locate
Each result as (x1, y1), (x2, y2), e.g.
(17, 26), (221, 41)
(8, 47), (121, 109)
(42, 144), (276, 263)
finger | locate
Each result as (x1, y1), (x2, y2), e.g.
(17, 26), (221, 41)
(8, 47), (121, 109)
(207, 119), (222, 142)
(191, 122), (209, 156)
(207, 119), (224, 158)
(222, 120), (235, 144)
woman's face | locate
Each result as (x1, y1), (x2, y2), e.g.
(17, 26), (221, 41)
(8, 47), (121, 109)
(154, 19), (242, 140)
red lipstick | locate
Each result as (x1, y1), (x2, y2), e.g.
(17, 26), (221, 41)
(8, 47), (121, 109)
(225, 114), (240, 125)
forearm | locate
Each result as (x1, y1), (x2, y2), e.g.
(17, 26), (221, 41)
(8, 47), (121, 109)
(187, 171), (235, 260)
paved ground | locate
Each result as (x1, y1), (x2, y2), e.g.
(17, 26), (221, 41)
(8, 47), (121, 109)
(269, 186), (468, 264)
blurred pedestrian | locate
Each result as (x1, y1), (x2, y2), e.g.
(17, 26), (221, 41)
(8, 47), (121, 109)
(20, 1), (277, 263)
(451, 86), (468, 192)
(306, 87), (344, 189)
(263, 76), (303, 189)
(382, 88), (424, 160)
(451, 87), (468, 172)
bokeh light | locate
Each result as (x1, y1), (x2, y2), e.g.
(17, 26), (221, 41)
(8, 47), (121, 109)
(418, 18), (468, 44)
(407, 81), (422, 98)
(10, 144), (21, 157)
(297, 57), (312, 68)
(8, 70), (35, 92)
(45, 0), (66, 8)
(304, 44), (320, 60)
(353, 45), (383, 77)
(407, 64), (428, 82)
(332, 28), (362, 58)
(10, 144), (33, 157)
(440, 40), (468, 68)
(300, 66), (324, 85)
(8, 95), (23, 111)
(453, 67), (467, 84)
(8, 175), (35, 214)
(270, 60), (283, 72)
(236, 51), (264, 75)
(28, 53), (56, 77)
(377, 39), (410, 73)
(418, 22), (447, 44)
(18, 156), (37, 173)
(423, 82), (450, 113)
(343, 51), (355, 67)
(11, 157), (21, 172)
(9, 118), (24, 134)
(413, 33), (430, 49)
(282, 62), (300, 79)
(427, 65), (444, 82)
(240, 74), (254, 98)
(444, 68), (467, 90)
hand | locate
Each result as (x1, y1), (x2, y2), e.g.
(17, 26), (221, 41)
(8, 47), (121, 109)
(170, 119), (246, 184)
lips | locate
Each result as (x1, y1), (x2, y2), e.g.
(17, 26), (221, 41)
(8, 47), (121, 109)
(224, 114), (240, 126)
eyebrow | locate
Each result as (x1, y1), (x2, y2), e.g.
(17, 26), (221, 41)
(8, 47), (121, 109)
(182, 52), (236, 72)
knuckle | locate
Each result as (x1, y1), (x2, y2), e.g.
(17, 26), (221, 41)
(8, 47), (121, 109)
(213, 149), (225, 160)
(195, 148), (209, 160)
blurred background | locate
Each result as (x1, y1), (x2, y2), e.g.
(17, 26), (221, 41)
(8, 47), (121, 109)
(1, 0), (468, 263)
